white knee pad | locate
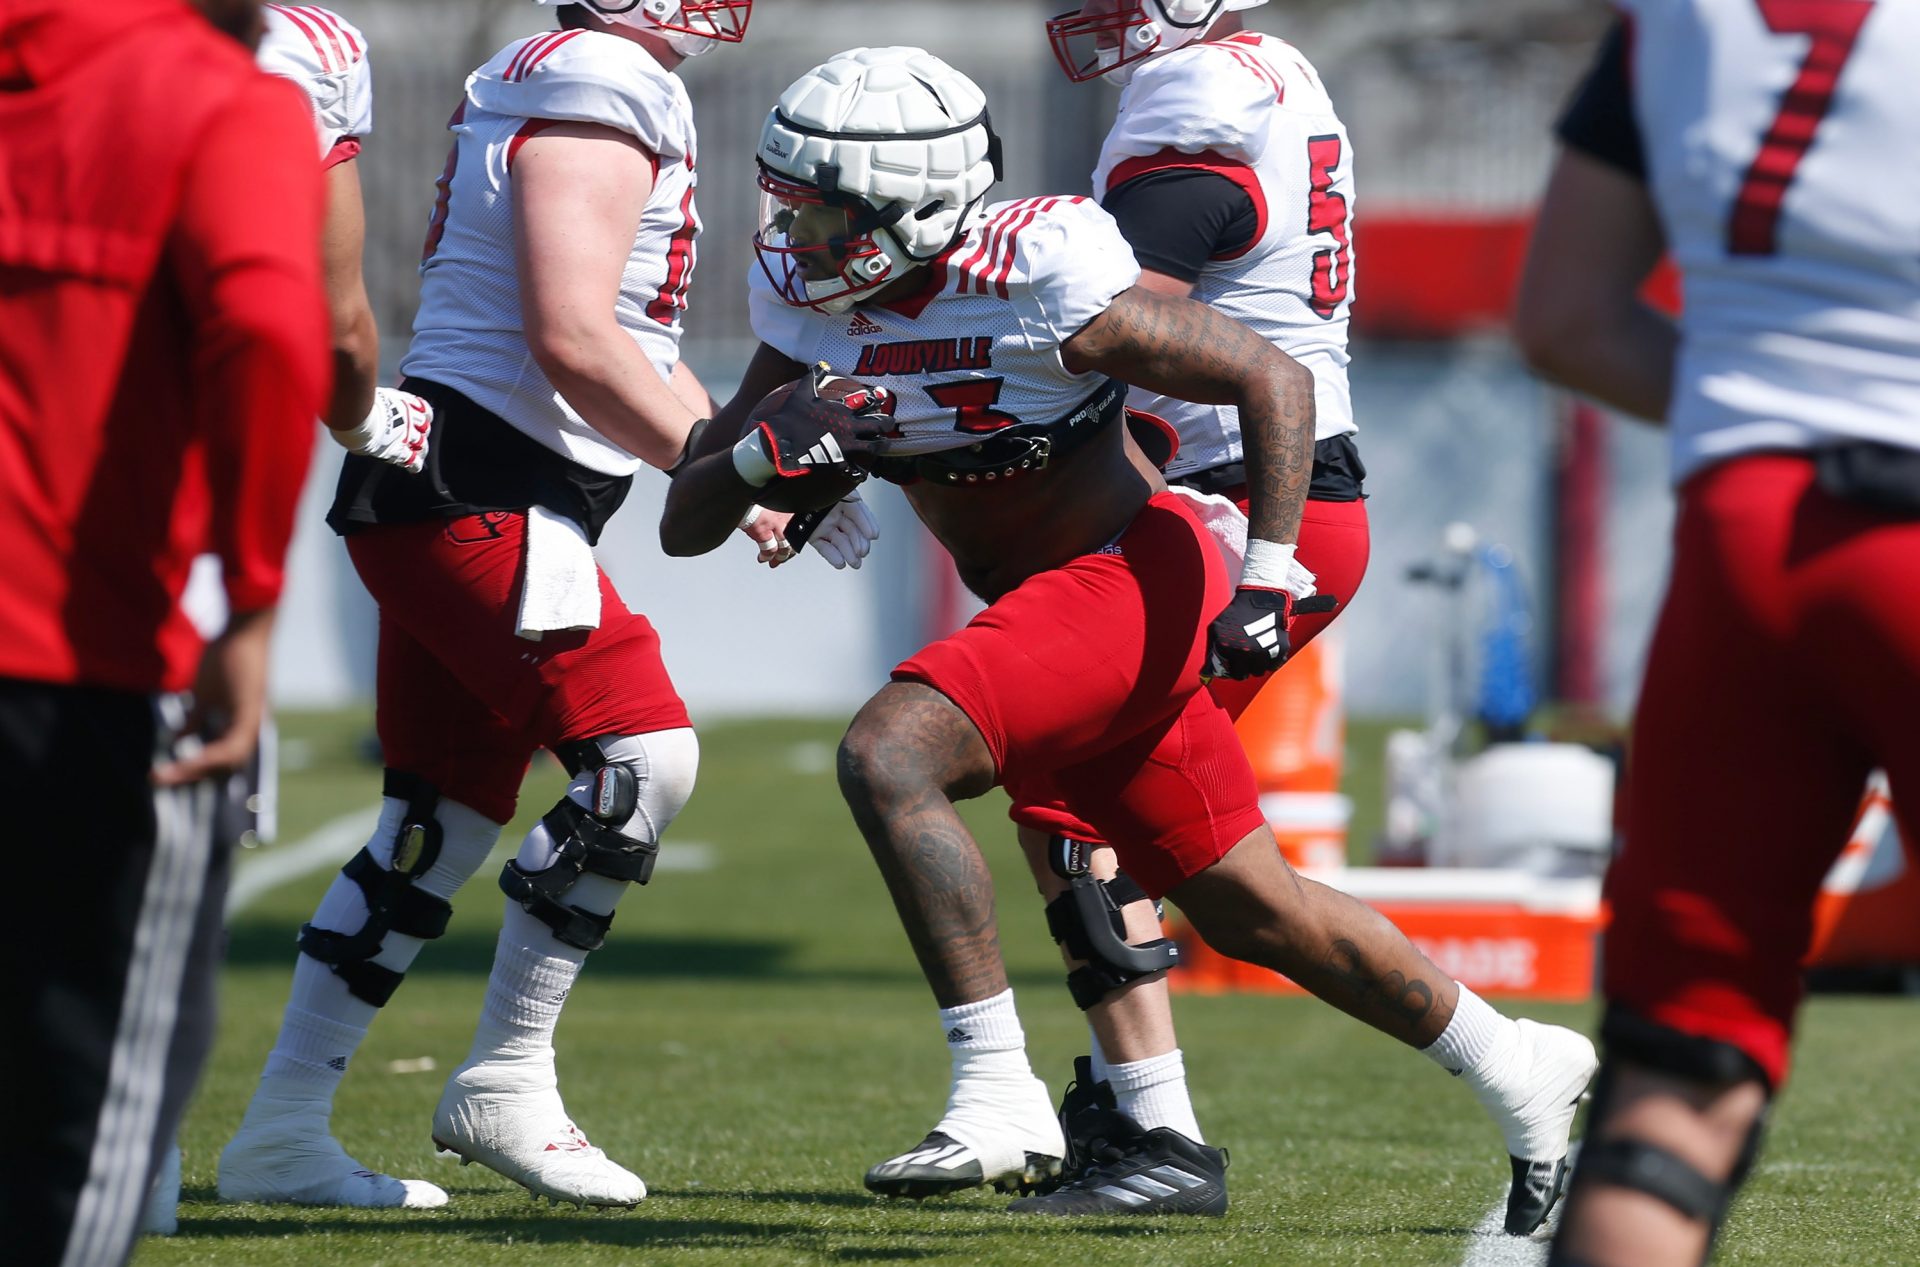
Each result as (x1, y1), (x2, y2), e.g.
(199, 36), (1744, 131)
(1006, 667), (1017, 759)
(503, 727), (700, 951)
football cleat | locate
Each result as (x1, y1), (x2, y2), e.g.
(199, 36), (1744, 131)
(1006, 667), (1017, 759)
(1031, 1054), (1118, 1195)
(1007, 1108), (1228, 1217)
(431, 1060), (644, 1208)
(865, 1070), (1065, 1198)
(218, 1095), (448, 1208)
(1465, 1019), (1598, 1234)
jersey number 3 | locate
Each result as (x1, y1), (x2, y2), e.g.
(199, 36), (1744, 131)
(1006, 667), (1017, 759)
(1306, 134), (1351, 318)
(1727, 0), (1874, 256)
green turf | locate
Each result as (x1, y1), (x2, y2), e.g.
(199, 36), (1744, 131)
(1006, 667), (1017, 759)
(140, 711), (1920, 1266)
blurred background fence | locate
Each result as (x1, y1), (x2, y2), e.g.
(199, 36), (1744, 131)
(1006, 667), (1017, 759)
(272, 0), (1671, 722)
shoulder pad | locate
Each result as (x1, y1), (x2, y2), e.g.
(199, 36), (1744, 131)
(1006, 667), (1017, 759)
(997, 197), (1140, 344)
(258, 5), (372, 148)
(467, 30), (692, 163)
(1107, 40), (1281, 166)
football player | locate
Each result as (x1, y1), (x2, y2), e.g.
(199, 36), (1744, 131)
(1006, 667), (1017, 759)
(662, 46), (1598, 1223)
(1514, 4), (1920, 1265)
(219, 0), (751, 1211)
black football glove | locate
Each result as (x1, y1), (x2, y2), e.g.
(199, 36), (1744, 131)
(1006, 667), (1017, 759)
(733, 362), (894, 491)
(1204, 588), (1341, 681)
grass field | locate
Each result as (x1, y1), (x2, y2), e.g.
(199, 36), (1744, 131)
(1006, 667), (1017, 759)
(140, 711), (1920, 1266)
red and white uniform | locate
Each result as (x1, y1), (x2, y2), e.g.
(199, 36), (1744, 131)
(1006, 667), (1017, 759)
(1621, 0), (1920, 483)
(1093, 31), (1356, 480)
(750, 196), (1137, 449)
(258, 4), (372, 167)
(402, 28), (700, 476)
(753, 199), (1270, 897)
(1592, 0), (1920, 1089)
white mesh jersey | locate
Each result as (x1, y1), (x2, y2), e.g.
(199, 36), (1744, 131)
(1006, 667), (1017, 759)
(1093, 31), (1356, 479)
(1617, 0), (1920, 481)
(257, 5), (372, 161)
(401, 29), (701, 476)
(749, 197), (1139, 457)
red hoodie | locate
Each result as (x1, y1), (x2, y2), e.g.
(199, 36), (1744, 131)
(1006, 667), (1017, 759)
(0, 0), (327, 693)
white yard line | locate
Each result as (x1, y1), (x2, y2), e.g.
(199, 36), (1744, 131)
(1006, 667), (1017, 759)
(226, 809), (714, 917)
(1459, 1201), (1554, 1267)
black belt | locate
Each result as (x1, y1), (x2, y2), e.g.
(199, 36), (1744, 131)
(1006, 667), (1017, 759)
(1170, 433), (1367, 502)
(871, 377), (1126, 487)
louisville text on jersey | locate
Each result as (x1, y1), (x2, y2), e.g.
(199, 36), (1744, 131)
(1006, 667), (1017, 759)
(852, 336), (992, 378)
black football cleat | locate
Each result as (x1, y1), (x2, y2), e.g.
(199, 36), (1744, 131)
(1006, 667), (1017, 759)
(1006, 1108), (1228, 1217)
(1044, 1055), (1118, 1190)
(863, 1131), (1060, 1199)
(1505, 1154), (1569, 1235)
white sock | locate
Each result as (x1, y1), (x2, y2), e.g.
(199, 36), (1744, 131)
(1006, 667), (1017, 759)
(1422, 984), (1514, 1078)
(256, 796), (503, 1106)
(1107, 1049), (1204, 1142)
(464, 728), (698, 1069)
(940, 988), (1029, 1074)
(931, 990), (1058, 1168)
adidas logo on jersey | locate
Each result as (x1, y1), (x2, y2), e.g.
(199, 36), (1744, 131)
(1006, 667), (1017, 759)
(846, 311), (885, 336)
(797, 434), (846, 467)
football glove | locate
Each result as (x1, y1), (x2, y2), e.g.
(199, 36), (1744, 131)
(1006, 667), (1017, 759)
(800, 492), (881, 570)
(1204, 540), (1340, 680)
(330, 386), (432, 473)
(732, 362), (893, 491)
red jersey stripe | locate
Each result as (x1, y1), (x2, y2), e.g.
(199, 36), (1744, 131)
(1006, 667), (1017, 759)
(300, 6), (361, 61)
(268, 4), (336, 72)
(293, 6), (349, 69)
(953, 215), (1002, 293)
(1219, 46), (1285, 101)
(519, 29), (584, 79)
(989, 198), (1058, 299)
(506, 32), (559, 83)
(956, 198), (1046, 294)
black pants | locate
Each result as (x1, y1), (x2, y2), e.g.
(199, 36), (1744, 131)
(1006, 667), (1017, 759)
(0, 679), (226, 1267)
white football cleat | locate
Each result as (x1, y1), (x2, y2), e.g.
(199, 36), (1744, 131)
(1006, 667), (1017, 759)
(431, 1060), (644, 1208)
(1464, 1019), (1598, 1234)
(218, 1095), (448, 1208)
(865, 1072), (1065, 1198)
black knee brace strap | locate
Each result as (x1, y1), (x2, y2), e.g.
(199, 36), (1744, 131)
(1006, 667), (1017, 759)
(499, 754), (656, 952)
(298, 771), (452, 1007)
(1044, 837), (1180, 1010)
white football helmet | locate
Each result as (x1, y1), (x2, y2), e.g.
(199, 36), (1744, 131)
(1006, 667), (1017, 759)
(1046, 0), (1266, 83)
(753, 47), (1002, 315)
(530, 0), (750, 58)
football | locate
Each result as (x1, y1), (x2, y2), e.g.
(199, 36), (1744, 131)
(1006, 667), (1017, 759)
(739, 373), (882, 513)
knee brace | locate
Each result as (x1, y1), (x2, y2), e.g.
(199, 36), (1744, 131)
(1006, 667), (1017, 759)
(500, 730), (696, 953)
(1571, 1007), (1770, 1244)
(1043, 836), (1180, 1010)
(298, 772), (454, 1007)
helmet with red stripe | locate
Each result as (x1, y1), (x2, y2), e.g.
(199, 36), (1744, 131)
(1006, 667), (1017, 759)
(530, 0), (750, 58)
(1046, 0), (1265, 83)
(753, 47), (1002, 315)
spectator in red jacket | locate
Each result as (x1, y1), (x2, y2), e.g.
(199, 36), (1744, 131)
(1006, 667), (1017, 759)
(0, 1), (328, 1262)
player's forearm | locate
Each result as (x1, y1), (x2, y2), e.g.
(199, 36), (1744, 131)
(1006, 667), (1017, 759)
(533, 322), (699, 469)
(660, 449), (760, 556)
(325, 299), (380, 432)
(1236, 355), (1316, 546)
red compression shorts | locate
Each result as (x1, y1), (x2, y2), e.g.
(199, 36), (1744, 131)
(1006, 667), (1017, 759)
(1604, 455), (1920, 1089)
(895, 491), (1269, 899)
(1013, 491), (1371, 852)
(346, 513), (690, 825)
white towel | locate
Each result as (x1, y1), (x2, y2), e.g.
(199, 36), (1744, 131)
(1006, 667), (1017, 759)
(1163, 484), (1318, 597)
(515, 506), (601, 640)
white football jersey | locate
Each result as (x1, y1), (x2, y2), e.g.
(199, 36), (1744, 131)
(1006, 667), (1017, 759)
(257, 4), (372, 161)
(401, 29), (701, 476)
(1618, 0), (1920, 480)
(1094, 32), (1357, 479)
(749, 197), (1140, 456)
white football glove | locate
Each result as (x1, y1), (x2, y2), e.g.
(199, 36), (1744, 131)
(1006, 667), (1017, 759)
(330, 386), (432, 473)
(807, 492), (881, 570)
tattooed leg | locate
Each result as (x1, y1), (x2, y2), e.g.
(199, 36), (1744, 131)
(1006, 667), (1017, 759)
(1169, 827), (1460, 1048)
(838, 682), (1005, 1008)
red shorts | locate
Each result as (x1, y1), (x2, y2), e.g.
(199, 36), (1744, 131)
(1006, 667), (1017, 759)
(1013, 493), (1372, 853)
(346, 513), (690, 825)
(894, 492), (1267, 898)
(1604, 456), (1920, 1088)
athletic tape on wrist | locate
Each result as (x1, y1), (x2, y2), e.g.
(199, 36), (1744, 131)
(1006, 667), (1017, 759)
(731, 430), (777, 486)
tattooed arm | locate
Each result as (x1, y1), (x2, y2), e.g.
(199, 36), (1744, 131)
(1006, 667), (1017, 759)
(1060, 285), (1315, 546)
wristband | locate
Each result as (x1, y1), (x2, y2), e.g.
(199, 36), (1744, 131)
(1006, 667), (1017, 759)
(731, 429), (777, 487)
(665, 417), (710, 479)
(1242, 538), (1317, 599)
(328, 395), (384, 453)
